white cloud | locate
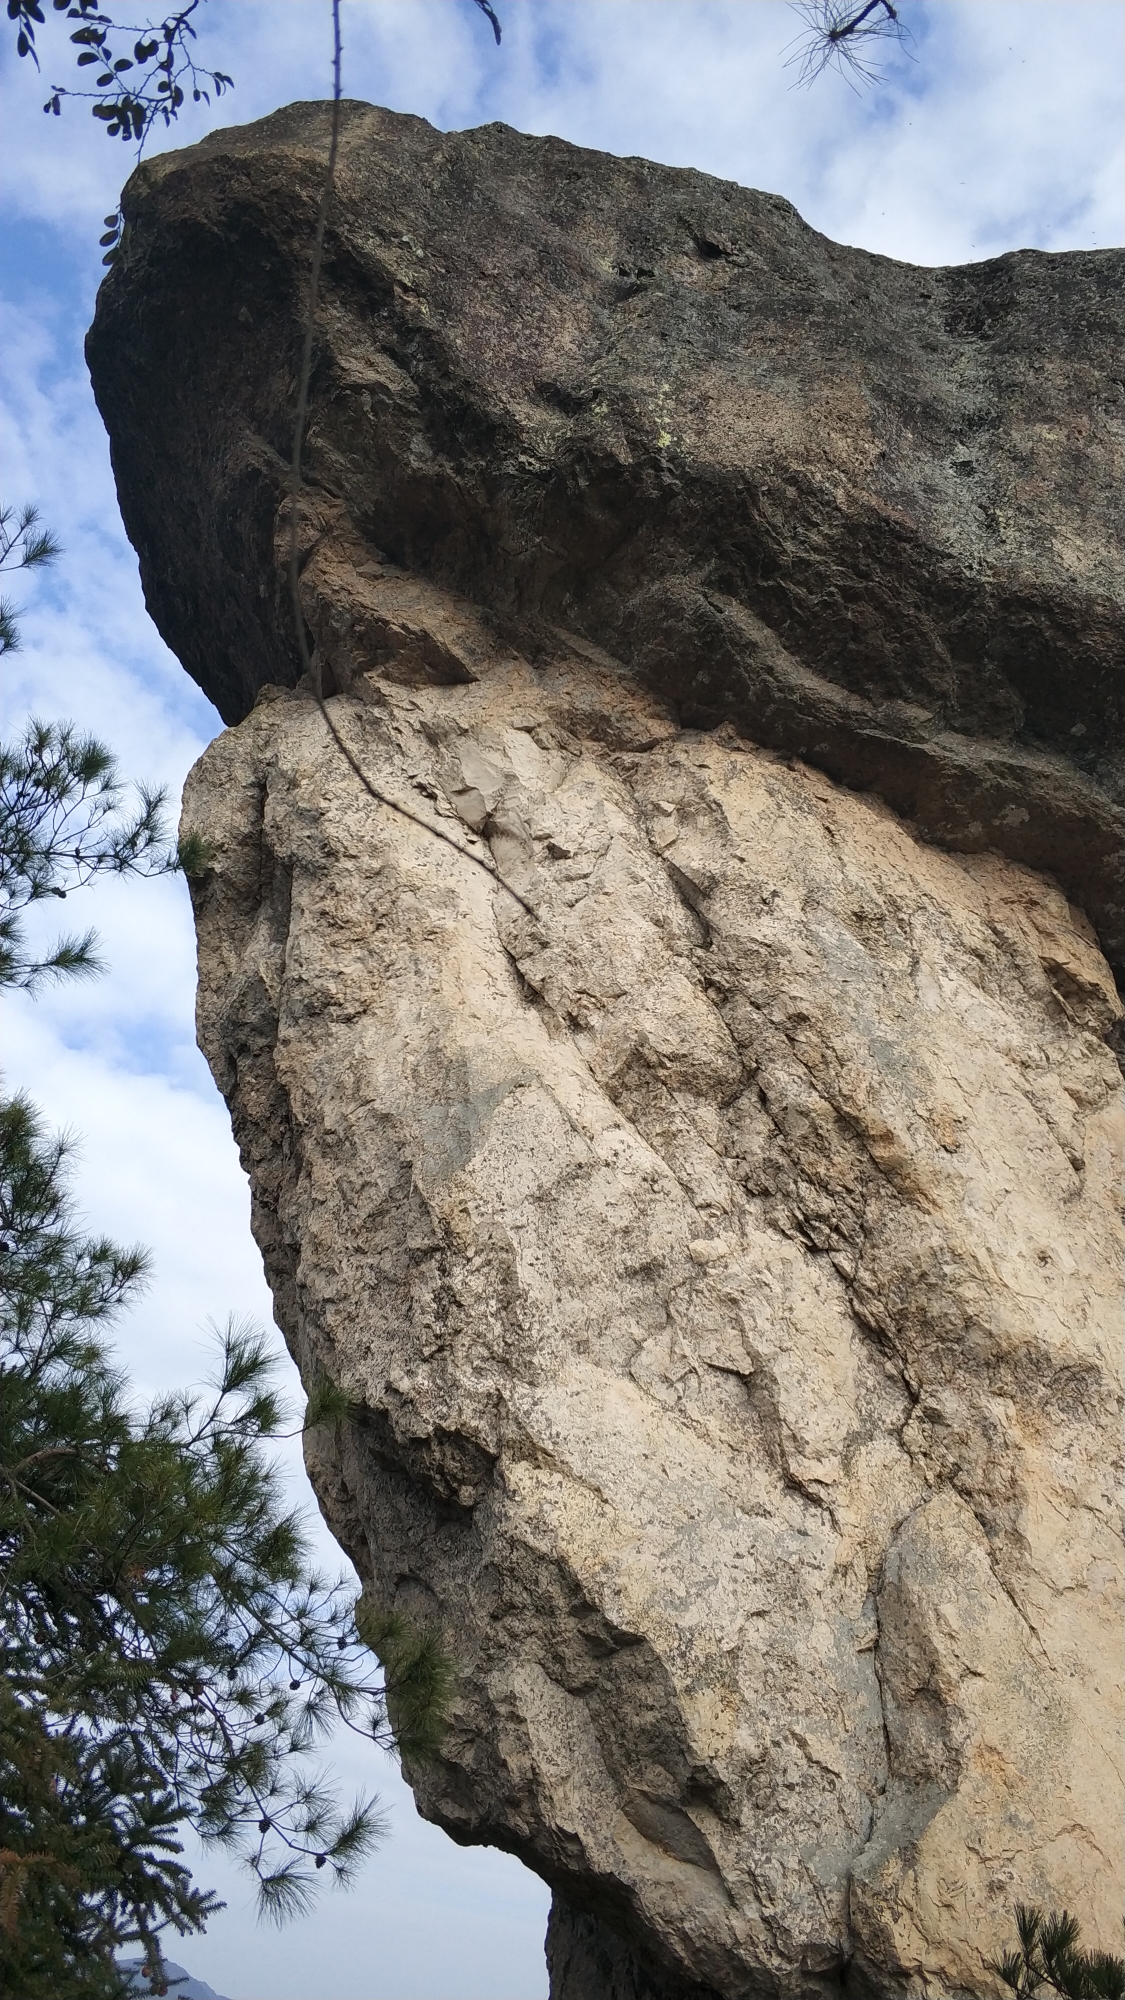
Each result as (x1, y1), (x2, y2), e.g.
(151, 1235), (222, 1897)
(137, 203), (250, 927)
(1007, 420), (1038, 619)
(179, 1752), (551, 2000)
(3, 2), (1122, 257)
(3, 1003), (268, 1387)
(1, 3), (1121, 1994)
(1, 1007), (550, 2000)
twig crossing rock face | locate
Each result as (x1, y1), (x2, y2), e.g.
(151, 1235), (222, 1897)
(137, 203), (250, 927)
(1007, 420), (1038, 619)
(89, 102), (1124, 2000)
(87, 99), (1124, 978)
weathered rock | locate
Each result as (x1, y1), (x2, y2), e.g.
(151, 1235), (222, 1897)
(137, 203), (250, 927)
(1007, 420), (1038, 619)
(88, 103), (1124, 2000)
(87, 101), (1124, 978)
(180, 664), (1123, 1998)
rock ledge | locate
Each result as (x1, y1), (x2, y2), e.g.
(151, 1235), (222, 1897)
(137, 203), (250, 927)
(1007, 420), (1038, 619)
(88, 104), (1124, 2000)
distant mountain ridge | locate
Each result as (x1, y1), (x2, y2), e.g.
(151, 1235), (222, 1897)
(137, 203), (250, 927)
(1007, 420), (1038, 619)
(121, 1960), (231, 2000)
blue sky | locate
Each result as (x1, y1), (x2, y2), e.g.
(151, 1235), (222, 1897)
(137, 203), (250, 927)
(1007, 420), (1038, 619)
(1, 3), (1122, 1996)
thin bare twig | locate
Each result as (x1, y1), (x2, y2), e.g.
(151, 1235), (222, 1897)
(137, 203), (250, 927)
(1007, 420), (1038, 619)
(285, 0), (536, 923)
(783, 0), (912, 90)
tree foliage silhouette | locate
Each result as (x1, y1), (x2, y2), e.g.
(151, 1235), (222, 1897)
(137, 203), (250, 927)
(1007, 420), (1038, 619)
(0, 1098), (394, 1992)
(992, 1905), (1124, 2000)
(0, 523), (452, 1994)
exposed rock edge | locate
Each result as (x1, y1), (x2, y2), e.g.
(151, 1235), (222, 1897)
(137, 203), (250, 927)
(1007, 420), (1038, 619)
(87, 103), (1124, 2000)
(87, 99), (1125, 979)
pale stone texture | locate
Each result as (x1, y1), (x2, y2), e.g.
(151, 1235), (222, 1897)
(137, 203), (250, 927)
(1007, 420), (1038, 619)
(88, 102), (1125, 974)
(87, 99), (1125, 1999)
(184, 645), (1122, 1999)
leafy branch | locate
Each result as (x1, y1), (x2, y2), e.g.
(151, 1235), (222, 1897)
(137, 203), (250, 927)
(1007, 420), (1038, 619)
(10, 0), (502, 266)
(12, 0), (231, 145)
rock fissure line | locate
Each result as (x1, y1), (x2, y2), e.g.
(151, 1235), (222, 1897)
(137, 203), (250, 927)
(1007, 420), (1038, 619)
(90, 100), (1123, 2000)
(279, 20), (544, 929)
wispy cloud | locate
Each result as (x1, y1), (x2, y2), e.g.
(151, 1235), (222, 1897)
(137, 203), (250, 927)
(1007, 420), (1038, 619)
(1, 4), (1121, 1994)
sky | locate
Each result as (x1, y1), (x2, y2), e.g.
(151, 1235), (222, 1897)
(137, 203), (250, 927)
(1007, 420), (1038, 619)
(1, 2), (1122, 1996)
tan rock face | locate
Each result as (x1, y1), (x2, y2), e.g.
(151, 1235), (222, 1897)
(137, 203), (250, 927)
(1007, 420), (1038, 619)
(87, 102), (1125, 974)
(88, 99), (1124, 1999)
(184, 648), (1122, 1999)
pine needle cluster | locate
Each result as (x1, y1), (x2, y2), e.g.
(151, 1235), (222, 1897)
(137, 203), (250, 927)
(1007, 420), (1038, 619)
(1, 545), (452, 1992)
(992, 1906), (1124, 2000)
(0, 1095), (399, 1989)
(0, 719), (173, 990)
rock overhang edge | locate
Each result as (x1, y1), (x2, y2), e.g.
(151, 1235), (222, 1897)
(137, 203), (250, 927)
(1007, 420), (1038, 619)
(85, 100), (1125, 2000)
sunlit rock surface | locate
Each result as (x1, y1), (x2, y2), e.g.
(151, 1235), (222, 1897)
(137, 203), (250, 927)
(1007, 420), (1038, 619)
(89, 101), (1124, 2000)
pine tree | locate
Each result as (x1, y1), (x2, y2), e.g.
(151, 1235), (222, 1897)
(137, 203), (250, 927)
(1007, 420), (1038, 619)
(0, 1093), (396, 1992)
(992, 1906), (1124, 2000)
(0, 518), (450, 1995)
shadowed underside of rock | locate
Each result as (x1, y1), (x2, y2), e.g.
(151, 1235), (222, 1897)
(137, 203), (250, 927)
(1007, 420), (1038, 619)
(87, 99), (1124, 980)
(87, 103), (1123, 2000)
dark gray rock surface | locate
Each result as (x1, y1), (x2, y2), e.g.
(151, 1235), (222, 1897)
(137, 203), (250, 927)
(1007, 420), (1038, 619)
(87, 101), (1123, 976)
(547, 1897), (722, 2000)
(88, 104), (1125, 2000)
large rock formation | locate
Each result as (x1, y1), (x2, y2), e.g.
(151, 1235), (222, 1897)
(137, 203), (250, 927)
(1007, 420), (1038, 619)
(88, 104), (1124, 2000)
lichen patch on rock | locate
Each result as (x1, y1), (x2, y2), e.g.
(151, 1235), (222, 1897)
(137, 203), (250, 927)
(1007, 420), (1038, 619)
(87, 100), (1124, 2000)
